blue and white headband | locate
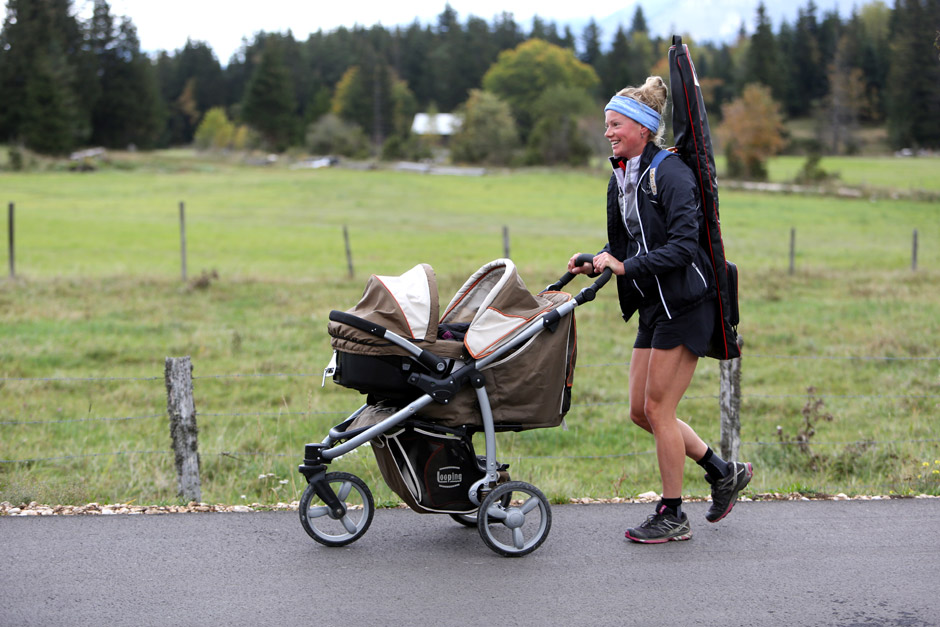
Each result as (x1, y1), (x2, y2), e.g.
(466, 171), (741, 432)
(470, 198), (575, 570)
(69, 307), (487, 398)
(604, 95), (661, 133)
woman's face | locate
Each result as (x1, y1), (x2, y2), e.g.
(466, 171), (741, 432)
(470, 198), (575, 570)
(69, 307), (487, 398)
(604, 110), (647, 160)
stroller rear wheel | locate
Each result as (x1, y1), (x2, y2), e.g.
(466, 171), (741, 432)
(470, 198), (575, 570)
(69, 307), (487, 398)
(299, 472), (374, 547)
(477, 481), (552, 557)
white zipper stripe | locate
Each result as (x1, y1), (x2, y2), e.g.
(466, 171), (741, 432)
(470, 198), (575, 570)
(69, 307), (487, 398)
(634, 161), (673, 320)
(692, 262), (707, 287)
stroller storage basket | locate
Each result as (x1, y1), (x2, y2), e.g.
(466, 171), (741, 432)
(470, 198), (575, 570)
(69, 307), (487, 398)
(349, 406), (501, 514)
(375, 423), (484, 514)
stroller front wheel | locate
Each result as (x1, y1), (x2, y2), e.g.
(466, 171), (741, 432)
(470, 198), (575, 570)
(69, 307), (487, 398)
(477, 481), (552, 557)
(299, 472), (374, 547)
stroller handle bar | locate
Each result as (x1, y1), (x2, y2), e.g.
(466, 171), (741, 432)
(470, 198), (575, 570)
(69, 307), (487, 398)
(328, 310), (449, 374)
(544, 253), (613, 305)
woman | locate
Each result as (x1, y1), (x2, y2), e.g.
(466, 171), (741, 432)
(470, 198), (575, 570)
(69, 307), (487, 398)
(568, 76), (752, 543)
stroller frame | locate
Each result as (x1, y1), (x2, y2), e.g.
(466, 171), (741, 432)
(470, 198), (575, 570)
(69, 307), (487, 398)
(298, 256), (610, 557)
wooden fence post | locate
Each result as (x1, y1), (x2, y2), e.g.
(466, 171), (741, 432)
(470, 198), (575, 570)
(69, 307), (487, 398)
(719, 351), (742, 462)
(343, 225), (354, 278)
(7, 202), (13, 279)
(503, 225), (510, 259)
(788, 227), (796, 275)
(165, 356), (201, 502)
(179, 201), (187, 282)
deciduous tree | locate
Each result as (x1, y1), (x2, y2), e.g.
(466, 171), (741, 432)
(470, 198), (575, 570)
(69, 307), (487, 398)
(525, 86), (596, 165)
(717, 83), (785, 180)
(481, 38), (599, 140)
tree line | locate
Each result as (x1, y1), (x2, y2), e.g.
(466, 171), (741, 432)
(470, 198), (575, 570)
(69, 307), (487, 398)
(1, 0), (938, 165)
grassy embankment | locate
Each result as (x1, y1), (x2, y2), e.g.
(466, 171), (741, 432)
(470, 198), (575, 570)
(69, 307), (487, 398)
(1, 150), (938, 506)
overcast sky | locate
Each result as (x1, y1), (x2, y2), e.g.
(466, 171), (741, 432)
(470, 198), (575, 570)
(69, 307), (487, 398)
(75, 0), (864, 65)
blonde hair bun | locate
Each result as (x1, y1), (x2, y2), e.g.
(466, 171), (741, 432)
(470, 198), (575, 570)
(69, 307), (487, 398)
(615, 76), (668, 145)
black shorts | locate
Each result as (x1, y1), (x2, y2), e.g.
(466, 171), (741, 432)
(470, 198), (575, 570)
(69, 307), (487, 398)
(634, 298), (715, 357)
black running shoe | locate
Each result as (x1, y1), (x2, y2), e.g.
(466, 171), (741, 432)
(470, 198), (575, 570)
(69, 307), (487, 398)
(705, 461), (753, 523)
(625, 505), (692, 543)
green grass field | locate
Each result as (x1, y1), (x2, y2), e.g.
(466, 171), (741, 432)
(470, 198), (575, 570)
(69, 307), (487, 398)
(2, 150), (938, 507)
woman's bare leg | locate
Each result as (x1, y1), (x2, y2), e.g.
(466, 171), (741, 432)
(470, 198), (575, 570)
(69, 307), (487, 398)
(629, 345), (703, 498)
(629, 348), (708, 462)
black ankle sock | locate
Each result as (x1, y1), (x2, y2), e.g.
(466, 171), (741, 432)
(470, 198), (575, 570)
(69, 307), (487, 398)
(659, 497), (683, 518)
(697, 447), (731, 480)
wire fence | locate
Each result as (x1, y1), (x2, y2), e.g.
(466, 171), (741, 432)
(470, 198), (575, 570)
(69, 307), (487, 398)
(2, 353), (938, 465)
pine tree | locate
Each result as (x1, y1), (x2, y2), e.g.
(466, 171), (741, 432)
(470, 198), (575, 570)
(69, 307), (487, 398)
(852, 3), (891, 122)
(631, 6), (648, 34)
(428, 5), (468, 111)
(625, 8), (655, 89)
(395, 22), (435, 107)
(0, 0), (85, 153)
(21, 52), (74, 153)
(241, 38), (298, 150)
(746, 3), (783, 101)
(601, 26), (633, 96)
(160, 39), (224, 144)
(492, 11), (524, 52)
(788, 1), (827, 116)
(886, 0), (940, 148)
(87, 2), (162, 148)
(580, 19), (602, 69)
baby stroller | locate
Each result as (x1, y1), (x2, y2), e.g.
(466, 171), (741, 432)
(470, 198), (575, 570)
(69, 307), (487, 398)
(297, 256), (610, 557)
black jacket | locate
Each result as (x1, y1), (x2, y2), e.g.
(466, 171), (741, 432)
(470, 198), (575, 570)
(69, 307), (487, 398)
(604, 142), (714, 324)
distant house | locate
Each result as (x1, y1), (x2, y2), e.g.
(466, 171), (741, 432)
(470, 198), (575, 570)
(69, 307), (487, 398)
(411, 113), (461, 141)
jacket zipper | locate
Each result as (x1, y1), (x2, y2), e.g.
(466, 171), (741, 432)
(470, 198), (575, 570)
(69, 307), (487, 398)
(634, 161), (672, 317)
(691, 261), (707, 287)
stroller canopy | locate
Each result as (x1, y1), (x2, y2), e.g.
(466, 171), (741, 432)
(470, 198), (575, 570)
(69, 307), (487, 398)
(332, 258), (577, 430)
(441, 259), (553, 359)
(330, 259), (554, 360)
(329, 263), (439, 353)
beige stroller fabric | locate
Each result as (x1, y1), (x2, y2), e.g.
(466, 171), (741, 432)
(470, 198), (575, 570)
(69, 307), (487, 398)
(421, 289), (575, 430)
(328, 263), (446, 358)
(329, 259), (577, 430)
(440, 259), (556, 359)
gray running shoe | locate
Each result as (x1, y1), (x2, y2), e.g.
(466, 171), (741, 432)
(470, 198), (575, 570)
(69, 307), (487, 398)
(705, 461), (753, 523)
(625, 506), (692, 543)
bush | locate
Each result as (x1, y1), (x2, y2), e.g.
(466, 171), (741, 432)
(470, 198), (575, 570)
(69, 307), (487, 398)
(194, 108), (236, 151)
(305, 114), (369, 158)
(450, 90), (520, 165)
(795, 152), (840, 184)
(8, 146), (24, 171)
(380, 134), (432, 161)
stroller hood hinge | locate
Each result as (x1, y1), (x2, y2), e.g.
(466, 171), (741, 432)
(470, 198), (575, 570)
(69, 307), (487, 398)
(407, 365), (484, 403)
(407, 372), (459, 404)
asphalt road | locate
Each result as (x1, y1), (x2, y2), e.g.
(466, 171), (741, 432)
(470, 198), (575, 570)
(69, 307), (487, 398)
(2, 498), (938, 626)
